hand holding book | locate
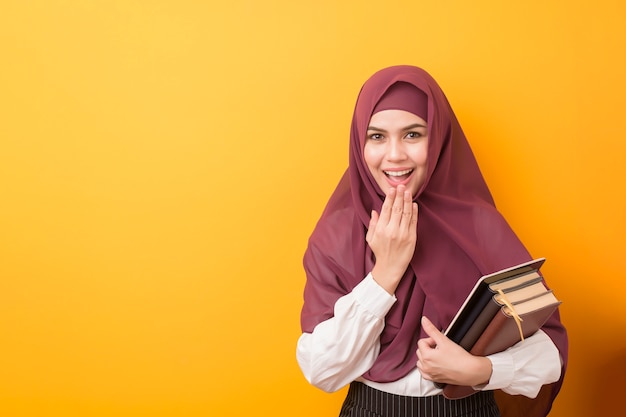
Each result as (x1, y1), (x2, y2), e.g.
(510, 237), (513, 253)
(427, 258), (562, 399)
(416, 316), (493, 387)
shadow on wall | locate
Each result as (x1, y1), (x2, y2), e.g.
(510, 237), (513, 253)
(494, 343), (626, 416)
(592, 348), (626, 414)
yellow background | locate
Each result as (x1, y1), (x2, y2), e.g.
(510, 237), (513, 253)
(1, 1), (624, 416)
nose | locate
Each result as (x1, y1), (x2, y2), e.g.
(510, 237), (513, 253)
(387, 138), (407, 161)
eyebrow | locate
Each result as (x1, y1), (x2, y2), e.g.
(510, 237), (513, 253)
(367, 123), (427, 132)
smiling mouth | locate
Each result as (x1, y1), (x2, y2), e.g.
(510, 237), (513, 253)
(384, 169), (413, 180)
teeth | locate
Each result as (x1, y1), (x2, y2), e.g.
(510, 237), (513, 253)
(385, 169), (413, 177)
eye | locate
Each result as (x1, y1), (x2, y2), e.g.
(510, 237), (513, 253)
(368, 133), (384, 141)
(406, 131), (422, 139)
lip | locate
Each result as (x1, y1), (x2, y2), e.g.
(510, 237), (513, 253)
(383, 168), (414, 186)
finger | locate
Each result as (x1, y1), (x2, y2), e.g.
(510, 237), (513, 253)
(410, 203), (419, 239)
(378, 187), (396, 223)
(415, 355), (436, 382)
(416, 361), (434, 381)
(412, 203), (418, 227)
(369, 210), (379, 229)
(417, 336), (437, 352)
(399, 189), (415, 229)
(366, 210), (379, 242)
(390, 185), (406, 223)
(421, 316), (445, 344)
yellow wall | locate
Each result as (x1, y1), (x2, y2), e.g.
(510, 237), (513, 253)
(1, 1), (624, 415)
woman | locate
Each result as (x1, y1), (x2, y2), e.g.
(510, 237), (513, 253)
(296, 66), (567, 417)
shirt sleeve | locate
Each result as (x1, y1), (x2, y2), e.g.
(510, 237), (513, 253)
(475, 330), (562, 398)
(296, 273), (396, 392)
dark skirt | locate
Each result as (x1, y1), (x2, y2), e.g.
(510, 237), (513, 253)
(339, 382), (501, 417)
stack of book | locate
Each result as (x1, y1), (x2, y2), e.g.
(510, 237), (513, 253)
(441, 258), (561, 399)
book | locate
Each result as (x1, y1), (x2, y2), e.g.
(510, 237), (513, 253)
(440, 258), (562, 399)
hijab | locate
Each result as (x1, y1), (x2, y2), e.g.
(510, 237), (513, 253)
(301, 65), (567, 415)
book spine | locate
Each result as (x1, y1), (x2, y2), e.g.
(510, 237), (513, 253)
(447, 290), (494, 344)
(458, 298), (501, 350)
(469, 310), (512, 356)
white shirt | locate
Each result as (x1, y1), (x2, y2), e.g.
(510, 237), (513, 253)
(297, 273), (561, 398)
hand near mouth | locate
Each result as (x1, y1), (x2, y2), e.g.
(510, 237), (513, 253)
(365, 184), (418, 294)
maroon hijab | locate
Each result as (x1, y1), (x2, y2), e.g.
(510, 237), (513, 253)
(301, 66), (567, 415)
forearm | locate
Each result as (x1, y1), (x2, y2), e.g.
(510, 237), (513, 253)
(296, 273), (396, 392)
(476, 330), (561, 398)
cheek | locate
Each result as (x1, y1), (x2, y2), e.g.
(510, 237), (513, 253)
(363, 144), (380, 171)
(413, 141), (429, 167)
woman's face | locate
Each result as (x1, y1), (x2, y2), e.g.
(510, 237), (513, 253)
(364, 109), (429, 197)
